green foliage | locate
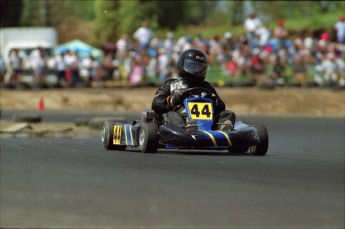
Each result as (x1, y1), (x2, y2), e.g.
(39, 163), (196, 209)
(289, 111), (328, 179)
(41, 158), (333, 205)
(175, 0), (345, 40)
(4, 0), (345, 45)
(93, 0), (218, 44)
(117, 0), (143, 35)
(154, 1), (185, 29)
(19, 0), (95, 27)
(20, 0), (42, 26)
(228, 1), (244, 26)
(48, 1), (69, 26)
(65, 0), (95, 21)
(93, 0), (121, 45)
(183, 1), (218, 25)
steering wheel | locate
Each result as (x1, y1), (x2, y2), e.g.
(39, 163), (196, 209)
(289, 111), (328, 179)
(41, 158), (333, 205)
(171, 87), (214, 112)
(178, 87), (213, 100)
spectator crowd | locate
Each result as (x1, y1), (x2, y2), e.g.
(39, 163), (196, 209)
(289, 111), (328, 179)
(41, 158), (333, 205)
(1, 15), (345, 89)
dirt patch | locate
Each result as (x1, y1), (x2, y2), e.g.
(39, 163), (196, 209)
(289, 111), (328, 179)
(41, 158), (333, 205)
(1, 87), (344, 116)
(0, 120), (94, 138)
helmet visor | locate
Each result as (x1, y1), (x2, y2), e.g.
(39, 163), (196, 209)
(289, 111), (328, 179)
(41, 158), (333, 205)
(183, 59), (207, 76)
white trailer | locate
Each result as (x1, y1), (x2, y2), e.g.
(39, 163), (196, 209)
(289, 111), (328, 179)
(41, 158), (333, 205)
(0, 27), (58, 85)
(0, 27), (57, 66)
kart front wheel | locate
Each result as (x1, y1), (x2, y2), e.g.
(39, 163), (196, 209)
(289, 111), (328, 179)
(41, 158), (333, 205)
(139, 122), (159, 153)
(250, 125), (269, 156)
(102, 120), (127, 151)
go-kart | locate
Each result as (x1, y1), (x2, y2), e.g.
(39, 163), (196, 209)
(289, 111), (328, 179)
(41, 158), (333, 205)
(102, 87), (268, 155)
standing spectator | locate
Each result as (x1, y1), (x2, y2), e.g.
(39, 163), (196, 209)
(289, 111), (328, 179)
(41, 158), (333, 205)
(244, 12), (262, 51)
(116, 34), (130, 59)
(255, 24), (270, 48)
(193, 33), (208, 54)
(8, 49), (23, 88)
(272, 55), (286, 85)
(64, 50), (80, 87)
(222, 55), (237, 78)
(150, 34), (164, 54)
(321, 53), (338, 85)
(30, 46), (48, 88)
(8, 49), (24, 87)
(164, 32), (176, 57)
(321, 32), (330, 42)
(293, 56), (306, 87)
(102, 51), (117, 81)
(273, 19), (288, 49)
(304, 36), (314, 51)
(209, 35), (223, 64)
(232, 44), (250, 79)
(250, 48), (265, 82)
(116, 52), (133, 83)
(336, 56), (345, 87)
(168, 56), (178, 79)
(175, 35), (193, 53)
(81, 55), (99, 87)
(146, 53), (158, 80)
(334, 15), (345, 43)
(129, 52), (146, 85)
(222, 32), (235, 54)
(55, 52), (67, 87)
(157, 48), (170, 83)
(133, 21), (153, 54)
(129, 56), (145, 85)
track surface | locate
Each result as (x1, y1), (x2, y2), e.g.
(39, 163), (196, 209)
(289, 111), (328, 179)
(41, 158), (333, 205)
(1, 114), (344, 228)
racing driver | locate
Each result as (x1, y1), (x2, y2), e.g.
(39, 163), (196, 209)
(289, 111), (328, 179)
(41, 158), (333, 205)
(151, 48), (236, 131)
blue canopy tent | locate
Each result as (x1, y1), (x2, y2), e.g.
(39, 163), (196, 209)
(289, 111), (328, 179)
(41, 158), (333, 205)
(54, 39), (103, 58)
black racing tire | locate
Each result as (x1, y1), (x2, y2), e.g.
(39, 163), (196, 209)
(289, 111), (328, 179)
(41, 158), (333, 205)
(250, 125), (269, 156)
(102, 120), (127, 151)
(139, 122), (159, 153)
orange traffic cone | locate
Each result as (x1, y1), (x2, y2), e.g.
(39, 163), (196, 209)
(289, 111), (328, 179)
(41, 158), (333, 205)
(37, 97), (44, 110)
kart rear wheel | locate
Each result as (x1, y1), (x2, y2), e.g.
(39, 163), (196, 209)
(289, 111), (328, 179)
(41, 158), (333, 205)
(250, 125), (269, 156)
(102, 120), (127, 150)
(139, 122), (159, 153)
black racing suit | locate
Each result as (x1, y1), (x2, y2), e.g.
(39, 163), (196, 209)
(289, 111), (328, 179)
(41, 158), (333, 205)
(151, 77), (236, 128)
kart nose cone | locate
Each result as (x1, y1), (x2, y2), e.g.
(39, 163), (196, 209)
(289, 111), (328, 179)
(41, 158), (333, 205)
(159, 124), (196, 146)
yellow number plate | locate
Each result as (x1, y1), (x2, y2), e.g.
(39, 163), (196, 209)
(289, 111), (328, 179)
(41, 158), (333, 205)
(113, 125), (122, 145)
(187, 102), (213, 120)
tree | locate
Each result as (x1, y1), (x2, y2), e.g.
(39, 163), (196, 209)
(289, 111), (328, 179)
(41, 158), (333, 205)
(183, 1), (218, 25)
(92, 0), (219, 44)
(93, 0), (121, 45)
(65, 0), (95, 21)
(228, 1), (244, 26)
(20, 0), (44, 26)
(154, 1), (185, 29)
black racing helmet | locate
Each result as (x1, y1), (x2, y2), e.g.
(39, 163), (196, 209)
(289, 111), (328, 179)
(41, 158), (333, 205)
(177, 49), (208, 85)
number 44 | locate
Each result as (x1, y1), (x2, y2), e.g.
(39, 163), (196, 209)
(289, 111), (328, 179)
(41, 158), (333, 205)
(191, 104), (211, 118)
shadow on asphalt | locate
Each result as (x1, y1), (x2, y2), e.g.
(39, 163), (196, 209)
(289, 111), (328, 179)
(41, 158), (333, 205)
(124, 148), (253, 156)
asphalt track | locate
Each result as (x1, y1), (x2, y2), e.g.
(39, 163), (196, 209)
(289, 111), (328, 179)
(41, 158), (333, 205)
(0, 112), (344, 228)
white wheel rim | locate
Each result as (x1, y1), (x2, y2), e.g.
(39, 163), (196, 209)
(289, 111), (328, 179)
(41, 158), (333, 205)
(139, 129), (145, 146)
(101, 127), (106, 143)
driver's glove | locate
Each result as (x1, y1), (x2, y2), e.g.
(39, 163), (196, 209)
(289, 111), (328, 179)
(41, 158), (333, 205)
(167, 89), (185, 107)
(167, 93), (182, 107)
